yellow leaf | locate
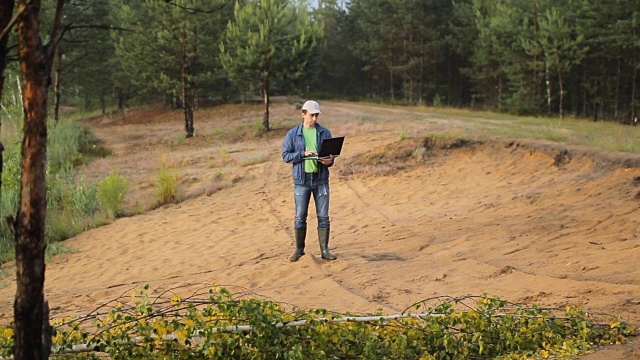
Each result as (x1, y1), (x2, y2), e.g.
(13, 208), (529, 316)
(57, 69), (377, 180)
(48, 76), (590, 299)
(177, 330), (187, 343)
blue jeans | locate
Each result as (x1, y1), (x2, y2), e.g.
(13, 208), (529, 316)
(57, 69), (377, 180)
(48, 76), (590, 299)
(294, 173), (330, 229)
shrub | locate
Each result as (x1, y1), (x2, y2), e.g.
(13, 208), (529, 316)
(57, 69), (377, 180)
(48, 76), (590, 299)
(0, 118), (109, 263)
(156, 168), (179, 205)
(48, 119), (82, 172)
(0, 144), (23, 262)
(97, 172), (128, 218)
(399, 127), (407, 140)
(433, 93), (442, 108)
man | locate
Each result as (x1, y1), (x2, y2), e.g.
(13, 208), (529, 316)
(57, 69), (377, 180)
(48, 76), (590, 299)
(282, 100), (337, 262)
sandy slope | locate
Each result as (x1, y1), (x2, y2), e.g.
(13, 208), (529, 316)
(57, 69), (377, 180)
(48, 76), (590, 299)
(0, 101), (639, 358)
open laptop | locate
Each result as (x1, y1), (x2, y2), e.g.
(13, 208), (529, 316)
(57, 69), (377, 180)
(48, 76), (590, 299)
(304, 136), (345, 160)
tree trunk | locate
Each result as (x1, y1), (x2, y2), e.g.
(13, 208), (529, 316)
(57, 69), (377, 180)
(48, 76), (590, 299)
(14, 0), (64, 358)
(615, 52), (621, 120)
(262, 77), (270, 131)
(419, 39), (424, 105)
(117, 88), (125, 110)
(389, 54), (394, 103)
(53, 50), (62, 123)
(583, 68), (588, 117)
(181, 42), (194, 138)
(542, 45), (552, 115)
(593, 64), (599, 121)
(632, 26), (638, 125)
(556, 53), (563, 119)
(182, 80), (194, 138)
(101, 84), (106, 115)
(447, 47), (452, 107)
(532, 0), (539, 110)
(632, 45), (637, 125)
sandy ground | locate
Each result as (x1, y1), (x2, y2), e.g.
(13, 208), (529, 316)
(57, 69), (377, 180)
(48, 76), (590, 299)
(0, 100), (639, 358)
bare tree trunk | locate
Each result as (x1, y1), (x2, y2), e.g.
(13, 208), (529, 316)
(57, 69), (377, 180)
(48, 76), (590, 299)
(389, 53), (394, 103)
(419, 38), (424, 105)
(632, 59), (638, 125)
(615, 52), (621, 120)
(593, 64), (599, 121)
(180, 42), (194, 138)
(532, 0), (540, 109)
(262, 77), (270, 131)
(583, 68), (588, 117)
(542, 46), (552, 115)
(556, 53), (563, 119)
(53, 49), (62, 123)
(497, 75), (503, 111)
(182, 78), (194, 138)
(447, 47), (452, 106)
(100, 84), (105, 115)
(14, 0), (64, 358)
(632, 27), (638, 125)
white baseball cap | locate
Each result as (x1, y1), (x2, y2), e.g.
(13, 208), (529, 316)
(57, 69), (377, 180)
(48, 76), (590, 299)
(302, 100), (322, 114)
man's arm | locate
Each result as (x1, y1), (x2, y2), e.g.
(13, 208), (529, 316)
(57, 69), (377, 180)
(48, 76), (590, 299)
(282, 131), (304, 164)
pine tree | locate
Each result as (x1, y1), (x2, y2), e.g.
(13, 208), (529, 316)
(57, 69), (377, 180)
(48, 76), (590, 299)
(113, 0), (228, 137)
(220, 0), (322, 131)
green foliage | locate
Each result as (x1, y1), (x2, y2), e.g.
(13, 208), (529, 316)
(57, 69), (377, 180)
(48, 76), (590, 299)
(58, 0), (118, 112)
(97, 172), (129, 218)
(10, 0), (640, 123)
(220, 0), (323, 129)
(399, 127), (407, 141)
(250, 121), (264, 132)
(156, 168), (179, 205)
(48, 121), (82, 172)
(0, 288), (631, 359)
(47, 175), (100, 241)
(112, 0), (229, 101)
(433, 94), (442, 109)
(0, 118), (110, 263)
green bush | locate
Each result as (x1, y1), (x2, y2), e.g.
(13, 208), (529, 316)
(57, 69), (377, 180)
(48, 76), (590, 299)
(0, 143), (23, 262)
(156, 168), (179, 205)
(48, 119), (83, 172)
(433, 93), (442, 108)
(97, 172), (128, 218)
(0, 116), (114, 263)
(399, 127), (407, 140)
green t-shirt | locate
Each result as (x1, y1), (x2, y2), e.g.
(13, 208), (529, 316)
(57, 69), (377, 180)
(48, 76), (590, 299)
(302, 127), (318, 173)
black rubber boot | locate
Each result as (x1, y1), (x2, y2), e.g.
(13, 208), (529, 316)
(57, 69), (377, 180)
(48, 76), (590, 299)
(289, 227), (306, 262)
(318, 227), (337, 261)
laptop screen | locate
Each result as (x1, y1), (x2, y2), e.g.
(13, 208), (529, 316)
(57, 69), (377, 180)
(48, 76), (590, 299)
(317, 137), (345, 157)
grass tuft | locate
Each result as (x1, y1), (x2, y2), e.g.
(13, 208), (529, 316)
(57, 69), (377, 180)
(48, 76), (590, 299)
(156, 168), (180, 205)
(97, 172), (129, 218)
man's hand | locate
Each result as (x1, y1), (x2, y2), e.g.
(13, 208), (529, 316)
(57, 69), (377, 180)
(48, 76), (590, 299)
(318, 155), (334, 165)
(304, 150), (316, 157)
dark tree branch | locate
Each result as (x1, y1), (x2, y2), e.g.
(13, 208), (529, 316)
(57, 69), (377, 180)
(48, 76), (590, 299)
(163, 0), (227, 14)
(0, 1), (25, 42)
(67, 24), (133, 32)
